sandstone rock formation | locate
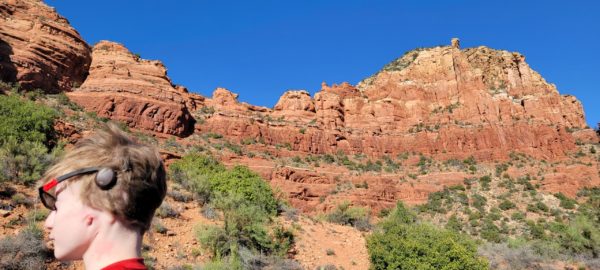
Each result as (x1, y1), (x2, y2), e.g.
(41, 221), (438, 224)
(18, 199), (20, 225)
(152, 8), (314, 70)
(272, 90), (315, 121)
(67, 41), (196, 136)
(197, 40), (591, 161)
(0, 0), (90, 92)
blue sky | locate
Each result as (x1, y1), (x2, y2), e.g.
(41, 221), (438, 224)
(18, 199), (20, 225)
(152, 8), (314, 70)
(47, 0), (600, 127)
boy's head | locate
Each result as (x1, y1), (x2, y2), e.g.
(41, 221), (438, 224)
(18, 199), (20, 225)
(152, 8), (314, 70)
(39, 123), (167, 233)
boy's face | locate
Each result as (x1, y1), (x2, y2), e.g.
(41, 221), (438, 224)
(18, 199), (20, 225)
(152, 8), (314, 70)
(44, 181), (97, 260)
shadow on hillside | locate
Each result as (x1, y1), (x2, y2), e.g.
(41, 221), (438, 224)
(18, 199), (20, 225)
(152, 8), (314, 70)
(0, 38), (17, 92)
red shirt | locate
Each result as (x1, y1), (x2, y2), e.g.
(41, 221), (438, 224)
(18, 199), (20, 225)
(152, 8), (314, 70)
(101, 258), (147, 270)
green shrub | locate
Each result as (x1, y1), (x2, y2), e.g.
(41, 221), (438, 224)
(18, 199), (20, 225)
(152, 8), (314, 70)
(535, 201), (549, 212)
(11, 193), (32, 207)
(526, 220), (546, 240)
(200, 106), (215, 115)
(499, 200), (516, 210)
(206, 132), (223, 139)
(26, 209), (49, 223)
(169, 154), (277, 215)
(168, 154), (225, 204)
(557, 214), (600, 258)
(421, 188), (450, 214)
(367, 209), (488, 269)
(481, 219), (503, 243)
(0, 94), (57, 145)
(555, 193), (577, 209)
(446, 214), (463, 232)
(355, 181), (369, 189)
(0, 95), (61, 184)
(322, 154), (335, 164)
(326, 201), (371, 231)
(479, 175), (491, 190)
(197, 193), (292, 261)
(472, 194), (487, 212)
(171, 153), (294, 268)
(511, 211), (525, 221)
(224, 141), (242, 156)
(0, 137), (60, 185)
(152, 218), (168, 234)
(208, 166), (278, 216)
(383, 201), (417, 227)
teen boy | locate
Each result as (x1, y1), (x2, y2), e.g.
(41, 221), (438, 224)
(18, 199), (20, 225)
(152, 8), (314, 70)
(38, 124), (166, 270)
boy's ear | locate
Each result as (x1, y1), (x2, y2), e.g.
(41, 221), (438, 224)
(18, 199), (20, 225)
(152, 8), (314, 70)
(85, 215), (94, 226)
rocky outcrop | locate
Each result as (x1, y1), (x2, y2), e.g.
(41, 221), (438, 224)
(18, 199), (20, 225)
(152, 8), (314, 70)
(67, 41), (195, 136)
(0, 0), (90, 92)
(196, 39), (591, 160)
(272, 90), (315, 121)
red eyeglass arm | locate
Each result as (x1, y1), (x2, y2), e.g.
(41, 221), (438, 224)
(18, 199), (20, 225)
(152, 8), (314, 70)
(42, 179), (58, 192)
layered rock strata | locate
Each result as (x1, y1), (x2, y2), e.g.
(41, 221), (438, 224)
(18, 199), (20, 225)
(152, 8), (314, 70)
(68, 41), (196, 136)
(0, 0), (90, 92)
(198, 40), (593, 160)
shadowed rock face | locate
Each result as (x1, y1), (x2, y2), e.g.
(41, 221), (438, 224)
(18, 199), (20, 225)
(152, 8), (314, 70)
(0, 0), (91, 93)
(67, 41), (197, 137)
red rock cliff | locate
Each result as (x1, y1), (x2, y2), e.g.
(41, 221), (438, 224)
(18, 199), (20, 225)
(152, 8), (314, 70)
(0, 0), (91, 92)
(197, 39), (592, 160)
(67, 41), (197, 136)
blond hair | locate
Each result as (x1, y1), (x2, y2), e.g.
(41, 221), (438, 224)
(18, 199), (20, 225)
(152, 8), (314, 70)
(41, 123), (166, 232)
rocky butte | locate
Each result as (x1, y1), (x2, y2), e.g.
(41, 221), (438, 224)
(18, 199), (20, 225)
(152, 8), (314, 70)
(67, 40), (200, 137)
(199, 38), (594, 161)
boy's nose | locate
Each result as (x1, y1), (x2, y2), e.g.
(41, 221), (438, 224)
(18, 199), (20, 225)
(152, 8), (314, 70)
(44, 210), (55, 230)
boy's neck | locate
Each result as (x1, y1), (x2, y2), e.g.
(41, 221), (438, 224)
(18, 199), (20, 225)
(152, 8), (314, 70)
(82, 220), (143, 270)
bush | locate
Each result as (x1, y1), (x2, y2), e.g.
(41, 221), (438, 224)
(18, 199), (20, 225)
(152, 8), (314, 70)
(0, 94), (57, 145)
(384, 201), (417, 226)
(472, 194), (487, 212)
(555, 193), (577, 209)
(558, 214), (600, 258)
(315, 265), (337, 270)
(0, 94), (61, 185)
(0, 226), (51, 269)
(169, 154), (278, 215)
(481, 219), (503, 243)
(479, 175), (491, 190)
(446, 214), (463, 232)
(175, 153), (292, 268)
(535, 201), (549, 212)
(368, 221), (488, 269)
(511, 211), (525, 221)
(326, 201), (371, 231)
(156, 202), (180, 218)
(237, 246), (302, 270)
(167, 189), (194, 202)
(0, 138), (56, 185)
(10, 193), (32, 207)
(478, 243), (547, 270)
(152, 218), (168, 234)
(168, 154), (225, 204)
(499, 200), (516, 211)
(197, 193), (293, 261)
(208, 166), (278, 216)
